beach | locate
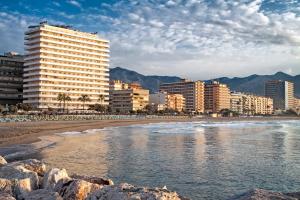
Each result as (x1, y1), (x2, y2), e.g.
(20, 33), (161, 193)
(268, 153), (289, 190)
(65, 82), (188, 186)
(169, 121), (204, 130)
(1, 116), (300, 147)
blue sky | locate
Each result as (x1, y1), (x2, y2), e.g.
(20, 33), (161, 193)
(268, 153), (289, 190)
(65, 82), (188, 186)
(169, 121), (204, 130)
(0, 0), (300, 79)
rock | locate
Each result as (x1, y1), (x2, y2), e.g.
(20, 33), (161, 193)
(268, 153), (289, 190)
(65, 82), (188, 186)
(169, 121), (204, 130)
(231, 189), (298, 200)
(7, 159), (46, 176)
(0, 192), (16, 200)
(0, 165), (39, 198)
(55, 179), (102, 200)
(87, 183), (186, 200)
(43, 168), (70, 190)
(0, 178), (13, 195)
(71, 174), (114, 186)
(0, 156), (7, 167)
(23, 189), (63, 200)
(285, 192), (300, 199)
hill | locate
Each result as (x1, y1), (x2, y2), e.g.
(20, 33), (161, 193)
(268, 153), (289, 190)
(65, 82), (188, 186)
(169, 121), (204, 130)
(110, 67), (300, 96)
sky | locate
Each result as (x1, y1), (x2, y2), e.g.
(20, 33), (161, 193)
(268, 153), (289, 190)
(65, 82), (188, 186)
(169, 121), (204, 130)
(0, 0), (300, 79)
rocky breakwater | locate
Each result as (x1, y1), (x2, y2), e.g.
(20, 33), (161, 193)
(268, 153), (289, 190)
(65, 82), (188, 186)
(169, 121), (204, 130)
(0, 155), (188, 200)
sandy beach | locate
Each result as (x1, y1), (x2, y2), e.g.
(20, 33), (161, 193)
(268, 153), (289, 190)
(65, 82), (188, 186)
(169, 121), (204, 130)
(0, 116), (299, 148)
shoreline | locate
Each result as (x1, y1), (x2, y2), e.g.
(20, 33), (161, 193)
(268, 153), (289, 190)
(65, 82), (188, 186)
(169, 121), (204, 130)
(1, 116), (300, 148)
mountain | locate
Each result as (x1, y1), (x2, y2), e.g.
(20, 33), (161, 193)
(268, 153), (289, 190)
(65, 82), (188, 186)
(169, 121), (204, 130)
(109, 67), (182, 93)
(109, 67), (300, 96)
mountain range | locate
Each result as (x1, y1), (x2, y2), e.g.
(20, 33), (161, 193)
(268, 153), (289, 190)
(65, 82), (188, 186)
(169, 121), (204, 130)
(110, 67), (300, 97)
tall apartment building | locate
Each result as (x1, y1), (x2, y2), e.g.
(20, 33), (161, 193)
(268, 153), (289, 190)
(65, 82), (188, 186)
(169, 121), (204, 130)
(265, 80), (294, 111)
(159, 79), (204, 113)
(149, 92), (185, 112)
(23, 22), (109, 109)
(0, 52), (24, 105)
(204, 81), (230, 113)
(110, 82), (149, 113)
(230, 92), (273, 115)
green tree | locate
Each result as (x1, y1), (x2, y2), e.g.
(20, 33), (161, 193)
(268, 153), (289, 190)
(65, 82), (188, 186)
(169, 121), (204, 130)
(16, 103), (32, 112)
(78, 94), (91, 110)
(98, 94), (105, 104)
(57, 93), (72, 112)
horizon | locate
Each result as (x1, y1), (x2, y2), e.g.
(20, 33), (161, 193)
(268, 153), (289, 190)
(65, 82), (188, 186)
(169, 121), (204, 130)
(1, 0), (300, 79)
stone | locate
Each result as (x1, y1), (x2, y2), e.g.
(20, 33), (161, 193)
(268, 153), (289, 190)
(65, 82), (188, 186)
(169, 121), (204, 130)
(43, 168), (70, 190)
(71, 174), (114, 186)
(7, 159), (46, 176)
(0, 178), (13, 195)
(232, 189), (298, 200)
(55, 179), (102, 200)
(285, 192), (300, 199)
(23, 189), (63, 200)
(0, 165), (39, 191)
(0, 193), (16, 200)
(87, 183), (186, 200)
(0, 156), (7, 167)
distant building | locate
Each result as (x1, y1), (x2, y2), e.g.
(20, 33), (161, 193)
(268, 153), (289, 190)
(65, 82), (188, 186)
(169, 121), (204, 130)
(294, 98), (300, 109)
(109, 80), (128, 91)
(110, 82), (149, 113)
(159, 79), (204, 113)
(205, 81), (230, 113)
(149, 92), (185, 112)
(0, 52), (24, 105)
(23, 22), (110, 109)
(230, 92), (273, 115)
(265, 80), (294, 111)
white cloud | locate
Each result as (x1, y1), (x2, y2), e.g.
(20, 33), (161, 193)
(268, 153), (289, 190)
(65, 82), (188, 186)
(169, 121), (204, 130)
(68, 0), (81, 8)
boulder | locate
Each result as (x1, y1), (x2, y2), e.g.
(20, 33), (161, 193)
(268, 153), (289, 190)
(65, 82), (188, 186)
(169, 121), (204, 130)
(7, 159), (46, 176)
(232, 189), (298, 200)
(23, 189), (63, 200)
(71, 174), (114, 186)
(87, 183), (186, 200)
(0, 165), (39, 196)
(0, 156), (7, 167)
(43, 168), (70, 190)
(0, 178), (13, 195)
(55, 179), (102, 200)
(0, 193), (16, 200)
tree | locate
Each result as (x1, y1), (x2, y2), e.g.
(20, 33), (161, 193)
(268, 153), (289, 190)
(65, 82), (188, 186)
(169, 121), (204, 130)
(89, 104), (107, 113)
(98, 94), (105, 104)
(57, 93), (72, 112)
(9, 105), (18, 114)
(16, 103), (32, 112)
(78, 94), (91, 110)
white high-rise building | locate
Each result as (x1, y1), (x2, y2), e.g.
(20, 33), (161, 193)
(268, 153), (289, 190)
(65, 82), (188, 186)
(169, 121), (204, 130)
(23, 22), (109, 109)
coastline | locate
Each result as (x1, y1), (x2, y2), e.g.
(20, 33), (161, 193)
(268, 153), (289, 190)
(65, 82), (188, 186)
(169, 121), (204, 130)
(1, 116), (300, 148)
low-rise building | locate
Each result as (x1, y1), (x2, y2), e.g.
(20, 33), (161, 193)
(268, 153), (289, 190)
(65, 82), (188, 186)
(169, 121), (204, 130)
(205, 81), (231, 113)
(149, 92), (185, 112)
(0, 52), (24, 105)
(230, 92), (273, 115)
(110, 81), (149, 113)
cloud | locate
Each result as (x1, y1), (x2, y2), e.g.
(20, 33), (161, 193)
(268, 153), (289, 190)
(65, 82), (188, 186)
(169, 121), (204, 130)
(67, 0), (81, 8)
(0, 0), (300, 79)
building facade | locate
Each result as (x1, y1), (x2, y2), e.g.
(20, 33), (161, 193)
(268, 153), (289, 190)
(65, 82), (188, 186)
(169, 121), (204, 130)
(0, 52), (24, 105)
(23, 22), (109, 109)
(204, 81), (230, 113)
(110, 82), (149, 113)
(230, 92), (273, 115)
(149, 92), (185, 112)
(265, 80), (294, 111)
(159, 79), (204, 113)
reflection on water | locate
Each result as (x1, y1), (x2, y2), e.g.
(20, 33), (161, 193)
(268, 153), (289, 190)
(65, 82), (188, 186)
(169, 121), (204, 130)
(40, 120), (300, 199)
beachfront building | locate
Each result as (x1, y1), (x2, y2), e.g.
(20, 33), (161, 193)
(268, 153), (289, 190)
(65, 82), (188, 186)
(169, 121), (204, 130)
(23, 22), (110, 109)
(0, 52), (24, 105)
(230, 92), (273, 115)
(204, 81), (230, 113)
(149, 92), (185, 112)
(110, 82), (149, 113)
(265, 80), (294, 111)
(159, 79), (204, 113)
(230, 92), (244, 114)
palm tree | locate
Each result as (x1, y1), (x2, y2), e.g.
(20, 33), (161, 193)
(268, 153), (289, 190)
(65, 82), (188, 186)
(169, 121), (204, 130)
(57, 93), (72, 112)
(78, 94), (91, 110)
(98, 94), (105, 104)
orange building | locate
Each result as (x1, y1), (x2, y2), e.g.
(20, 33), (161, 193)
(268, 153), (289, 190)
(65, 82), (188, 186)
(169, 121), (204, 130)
(205, 81), (230, 113)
